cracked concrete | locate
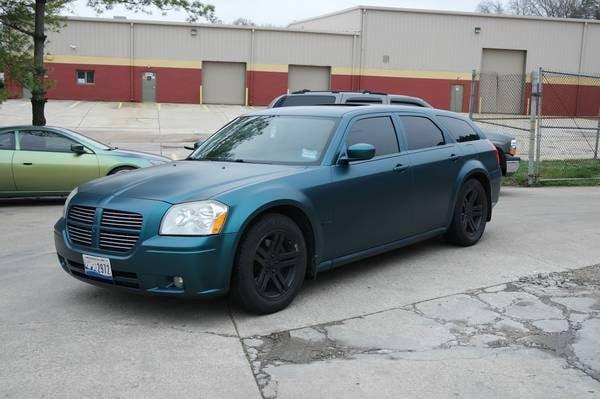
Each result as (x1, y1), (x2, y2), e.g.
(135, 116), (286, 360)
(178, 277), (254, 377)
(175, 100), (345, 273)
(244, 265), (600, 398)
(2, 181), (600, 398)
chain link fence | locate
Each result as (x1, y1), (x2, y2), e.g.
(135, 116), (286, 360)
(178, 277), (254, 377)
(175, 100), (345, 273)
(536, 70), (600, 182)
(469, 69), (600, 184)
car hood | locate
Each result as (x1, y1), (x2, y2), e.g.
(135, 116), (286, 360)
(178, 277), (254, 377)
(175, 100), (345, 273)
(104, 148), (171, 163)
(483, 130), (514, 144)
(78, 160), (305, 204)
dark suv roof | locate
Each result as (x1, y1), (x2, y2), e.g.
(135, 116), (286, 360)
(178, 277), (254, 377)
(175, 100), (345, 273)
(269, 90), (432, 108)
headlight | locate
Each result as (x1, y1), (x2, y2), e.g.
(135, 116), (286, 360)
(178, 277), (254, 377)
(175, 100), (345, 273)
(63, 187), (78, 218)
(510, 139), (517, 155)
(160, 200), (228, 236)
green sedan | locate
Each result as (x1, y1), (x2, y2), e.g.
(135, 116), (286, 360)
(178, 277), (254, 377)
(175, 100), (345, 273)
(0, 126), (170, 198)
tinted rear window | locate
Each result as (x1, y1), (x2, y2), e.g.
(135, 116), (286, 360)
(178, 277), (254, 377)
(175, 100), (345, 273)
(278, 95), (336, 107)
(399, 116), (446, 150)
(438, 116), (481, 143)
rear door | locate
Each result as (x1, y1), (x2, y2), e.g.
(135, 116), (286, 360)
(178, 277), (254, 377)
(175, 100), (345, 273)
(0, 131), (16, 192)
(397, 114), (462, 234)
(327, 115), (413, 259)
(13, 129), (100, 192)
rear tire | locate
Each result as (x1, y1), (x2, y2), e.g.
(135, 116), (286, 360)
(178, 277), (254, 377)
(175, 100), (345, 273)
(108, 166), (136, 175)
(446, 179), (489, 246)
(232, 213), (307, 314)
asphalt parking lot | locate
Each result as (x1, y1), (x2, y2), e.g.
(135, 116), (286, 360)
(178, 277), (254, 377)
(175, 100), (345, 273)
(1, 186), (599, 398)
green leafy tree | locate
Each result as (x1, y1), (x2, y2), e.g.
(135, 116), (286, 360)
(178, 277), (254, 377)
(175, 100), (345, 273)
(0, 0), (215, 126)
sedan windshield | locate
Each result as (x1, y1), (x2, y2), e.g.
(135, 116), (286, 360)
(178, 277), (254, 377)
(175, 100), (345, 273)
(190, 115), (338, 165)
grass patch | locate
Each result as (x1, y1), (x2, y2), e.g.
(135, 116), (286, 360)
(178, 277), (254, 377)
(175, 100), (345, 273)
(503, 159), (600, 186)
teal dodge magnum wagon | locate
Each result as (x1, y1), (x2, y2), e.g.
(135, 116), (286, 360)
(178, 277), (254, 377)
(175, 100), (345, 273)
(54, 105), (501, 314)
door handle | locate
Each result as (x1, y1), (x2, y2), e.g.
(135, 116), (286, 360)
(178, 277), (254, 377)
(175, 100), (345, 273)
(393, 164), (409, 173)
(449, 154), (460, 162)
(22, 162), (33, 166)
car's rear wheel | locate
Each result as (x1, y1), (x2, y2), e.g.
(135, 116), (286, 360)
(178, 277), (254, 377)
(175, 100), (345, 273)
(108, 166), (136, 175)
(446, 179), (489, 246)
(232, 213), (307, 314)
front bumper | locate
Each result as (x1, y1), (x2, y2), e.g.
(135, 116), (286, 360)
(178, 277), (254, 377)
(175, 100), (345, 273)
(505, 156), (521, 176)
(54, 217), (238, 297)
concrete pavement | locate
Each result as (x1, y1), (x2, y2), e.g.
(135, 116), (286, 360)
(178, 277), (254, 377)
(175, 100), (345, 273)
(1, 187), (599, 398)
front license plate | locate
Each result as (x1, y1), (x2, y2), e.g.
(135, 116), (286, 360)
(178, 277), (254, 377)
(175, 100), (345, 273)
(83, 254), (113, 280)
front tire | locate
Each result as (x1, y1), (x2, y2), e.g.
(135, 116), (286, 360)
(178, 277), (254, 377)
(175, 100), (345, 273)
(446, 179), (489, 246)
(232, 213), (307, 314)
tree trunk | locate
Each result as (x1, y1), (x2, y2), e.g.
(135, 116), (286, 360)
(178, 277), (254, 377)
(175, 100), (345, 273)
(31, 0), (47, 126)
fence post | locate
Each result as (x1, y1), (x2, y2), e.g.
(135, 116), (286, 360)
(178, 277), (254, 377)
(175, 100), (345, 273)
(469, 69), (476, 119)
(595, 110), (600, 160)
(535, 67), (544, 179)
(528, 70), (539, 186)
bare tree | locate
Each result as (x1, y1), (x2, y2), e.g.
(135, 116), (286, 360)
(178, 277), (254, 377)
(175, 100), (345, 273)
(477, 0), (507, 14)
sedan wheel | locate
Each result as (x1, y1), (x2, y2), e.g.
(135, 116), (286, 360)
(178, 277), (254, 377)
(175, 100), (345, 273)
(233, 213), (307, 314)
(446, 179), (489, 246)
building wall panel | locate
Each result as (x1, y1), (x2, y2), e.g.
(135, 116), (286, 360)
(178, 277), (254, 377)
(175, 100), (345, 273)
(288, 9), (362, 32)
(46, 21), (131, 58)
(363, 10), (589, 73)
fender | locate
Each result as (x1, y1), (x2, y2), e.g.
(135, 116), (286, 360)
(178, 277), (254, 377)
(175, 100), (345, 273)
(219, 183), (326, 277)
(445, 159), (492, 227)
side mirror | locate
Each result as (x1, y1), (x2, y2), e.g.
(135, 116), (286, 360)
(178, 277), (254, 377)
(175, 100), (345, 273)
(71, 144), (87, 154)
(339, 143), (376, 164)
(184, 140), (204, 151)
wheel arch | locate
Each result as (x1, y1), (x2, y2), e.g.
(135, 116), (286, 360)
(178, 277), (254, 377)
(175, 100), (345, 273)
(230, 200), (322, 282)
(450, 161), (493, 224)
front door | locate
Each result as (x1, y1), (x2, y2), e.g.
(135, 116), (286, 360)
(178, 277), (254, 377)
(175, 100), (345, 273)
(142, 72), (157, 102)
(397, 115), (462, 234)
(13, 129), (100, 193)
(327, 115), (413, 260)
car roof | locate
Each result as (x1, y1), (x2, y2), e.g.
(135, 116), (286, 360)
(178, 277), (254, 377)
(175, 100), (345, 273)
(248, 105), (441, 118)
(0, 125), (64, 131)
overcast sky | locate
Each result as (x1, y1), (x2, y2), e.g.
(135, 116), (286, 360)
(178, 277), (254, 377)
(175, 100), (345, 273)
(65, 0), (482, 26)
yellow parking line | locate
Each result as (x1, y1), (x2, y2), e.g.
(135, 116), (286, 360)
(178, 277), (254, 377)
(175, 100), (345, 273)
(69, 101), (81, 109)
(157, 103), (161, 112)
(117, 102), (122, 109)
(202, 105), (208, 111)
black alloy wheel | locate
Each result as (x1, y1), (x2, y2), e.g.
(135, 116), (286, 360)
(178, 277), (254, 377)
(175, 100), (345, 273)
(233, 213), (307, 314)
(446, 178), (489, 246)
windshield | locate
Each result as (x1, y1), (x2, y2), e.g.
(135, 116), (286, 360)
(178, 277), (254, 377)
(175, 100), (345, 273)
(62, 128), (112, 150)
(190, 115), (339, 165)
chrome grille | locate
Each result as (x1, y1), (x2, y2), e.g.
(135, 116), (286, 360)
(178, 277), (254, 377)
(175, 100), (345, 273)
(67, 224), (93, 246)
(101, 209), (143, 229)
(99, 231), (140, 252)
(68, 206), (96, 224)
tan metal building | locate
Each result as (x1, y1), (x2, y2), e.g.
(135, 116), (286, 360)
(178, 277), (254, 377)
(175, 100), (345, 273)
(30, 6), (600, 110)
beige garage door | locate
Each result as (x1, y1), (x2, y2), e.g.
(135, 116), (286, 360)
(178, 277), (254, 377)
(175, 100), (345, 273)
(202, 61), (246, 105)
(480, 49), (527, 114)
(288, 65), (331, 93)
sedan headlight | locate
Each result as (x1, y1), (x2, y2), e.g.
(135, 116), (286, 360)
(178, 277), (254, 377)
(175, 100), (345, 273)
(160, 200), (228, 236)
(63, 187), (78, 218)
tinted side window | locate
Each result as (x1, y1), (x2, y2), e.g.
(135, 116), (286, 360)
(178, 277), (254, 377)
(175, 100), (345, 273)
(19, 130), (77, 153)
(345, 97), (383, 104)
(279, 95), (336, 107)
(399, 116), (446, 150)
(390, 100), (423, 107)
(438, 116), (480, 143)
(346, 116), (399, 157)
(0, 131), (15, 150)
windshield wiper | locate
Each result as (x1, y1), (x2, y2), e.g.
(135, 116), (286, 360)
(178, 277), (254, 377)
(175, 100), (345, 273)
(191, 157), (245, 163)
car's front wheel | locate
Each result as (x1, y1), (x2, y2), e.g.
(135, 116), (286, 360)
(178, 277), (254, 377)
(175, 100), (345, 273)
(446, 179), (489, 246)
(232, 213), (307, 314)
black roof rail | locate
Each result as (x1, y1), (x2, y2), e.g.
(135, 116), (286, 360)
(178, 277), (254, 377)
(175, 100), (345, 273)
(290, 89), (341, 95)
